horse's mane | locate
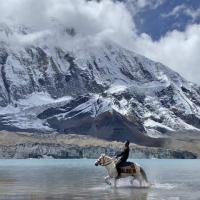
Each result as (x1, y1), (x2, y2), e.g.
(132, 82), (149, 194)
(103, 154), (113, 160)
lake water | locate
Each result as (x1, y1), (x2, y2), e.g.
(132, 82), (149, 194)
(0, 159), (199, 200)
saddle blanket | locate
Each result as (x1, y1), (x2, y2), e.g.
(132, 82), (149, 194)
(120, 162), (136, 174)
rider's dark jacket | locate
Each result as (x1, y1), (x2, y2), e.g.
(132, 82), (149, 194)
(116, 146), (129, 162)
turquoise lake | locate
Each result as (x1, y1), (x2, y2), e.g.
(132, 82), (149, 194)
(0, 159), (199, 200)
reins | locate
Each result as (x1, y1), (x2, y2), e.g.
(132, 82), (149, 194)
(102, 157), (115, 166)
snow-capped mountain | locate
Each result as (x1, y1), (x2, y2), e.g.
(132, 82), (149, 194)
(0, 22), (200, 145)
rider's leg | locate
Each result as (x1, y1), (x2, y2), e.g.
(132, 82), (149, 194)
(116, 165), (120, 177)
(116, 160), (122, 177)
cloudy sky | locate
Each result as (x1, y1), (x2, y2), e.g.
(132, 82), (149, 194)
(0, 0), (200, 84)
(129, 0), (200, 84)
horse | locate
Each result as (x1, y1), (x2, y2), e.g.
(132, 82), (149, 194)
(95, 154), (148, 188)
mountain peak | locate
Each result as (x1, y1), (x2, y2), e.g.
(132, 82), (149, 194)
(0, 22), (200, 143)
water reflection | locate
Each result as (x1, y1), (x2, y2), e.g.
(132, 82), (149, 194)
(110, 187), (148, 200)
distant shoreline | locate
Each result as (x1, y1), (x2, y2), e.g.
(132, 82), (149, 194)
(0, 131), (198, 159)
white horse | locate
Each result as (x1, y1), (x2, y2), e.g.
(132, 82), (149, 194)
(95, 154), (148, 188)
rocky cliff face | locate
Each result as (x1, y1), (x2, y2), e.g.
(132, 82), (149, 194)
(0, 22), (200, 144)
(0, 131), (198, 159)
(0, 143), (197, 159)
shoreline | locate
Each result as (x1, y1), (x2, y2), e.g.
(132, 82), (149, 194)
(0, 131), (198, 159)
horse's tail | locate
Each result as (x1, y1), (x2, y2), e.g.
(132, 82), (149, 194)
(140, 167), (148, 183)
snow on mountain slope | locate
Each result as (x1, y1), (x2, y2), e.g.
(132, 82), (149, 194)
(0, 22), (200, 143)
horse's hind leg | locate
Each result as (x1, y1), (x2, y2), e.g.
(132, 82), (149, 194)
(136, 173), (143, 187)
(104, 176), (111, 185)
(135, 165), (143, 187)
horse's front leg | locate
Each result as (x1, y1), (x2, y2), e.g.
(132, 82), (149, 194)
(104, 176), (111, 185)
(139, 177), (142, 187)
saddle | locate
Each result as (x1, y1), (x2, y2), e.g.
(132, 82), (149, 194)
(119, 162), (136, 174)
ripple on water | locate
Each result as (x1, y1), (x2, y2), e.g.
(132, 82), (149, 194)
(152, 183), (177, 190)
(0, 159), (199, 200)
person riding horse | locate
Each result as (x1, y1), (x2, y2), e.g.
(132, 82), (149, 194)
(115, 140), (130, 177)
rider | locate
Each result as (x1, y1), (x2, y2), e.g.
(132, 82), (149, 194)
(115, 140), (130, 177)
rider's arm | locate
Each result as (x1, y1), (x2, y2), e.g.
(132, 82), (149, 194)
(116, 149), (125, 158)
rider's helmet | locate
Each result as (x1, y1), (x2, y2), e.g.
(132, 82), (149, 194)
(125, 140), (130, 147)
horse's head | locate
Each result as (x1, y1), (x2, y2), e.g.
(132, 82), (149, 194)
(95, 154), (112, 166)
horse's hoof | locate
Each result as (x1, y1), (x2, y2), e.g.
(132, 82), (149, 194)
(105, 181), (111, 185)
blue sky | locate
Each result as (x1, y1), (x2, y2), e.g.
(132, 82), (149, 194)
(134, 0), (200, 40)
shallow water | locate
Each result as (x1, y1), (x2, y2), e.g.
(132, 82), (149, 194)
(0, 159), (199, 200)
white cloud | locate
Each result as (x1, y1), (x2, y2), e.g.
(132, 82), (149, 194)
(125, 0), (165, 10)
(184, 8), (200, 21)
(0, 0), (135, 50)
(132, 24), (200, 84)
(0, 0), (199, 85)
(162, 4), (200, 22)
(122, 0), (165, 17)
(161, 4), (186, 18)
